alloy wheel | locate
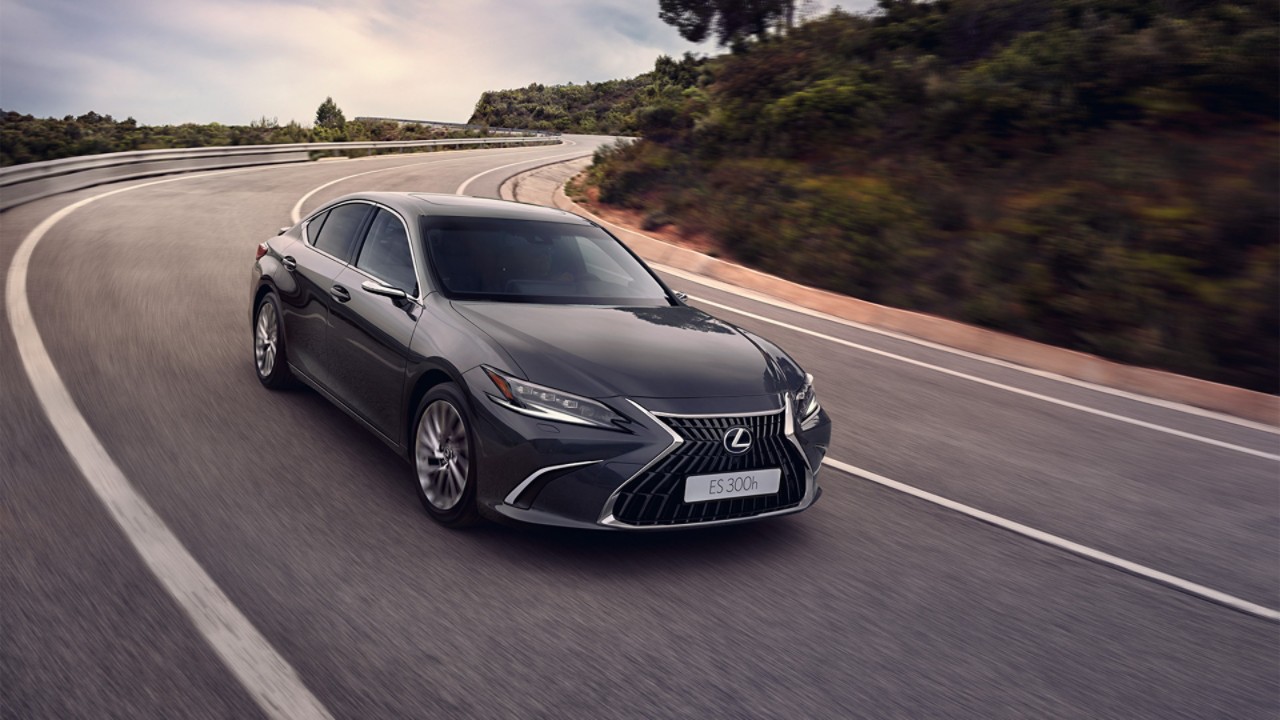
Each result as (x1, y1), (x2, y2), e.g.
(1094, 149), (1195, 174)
(254, 301), (278, 378)
(416, 400), (470, 510)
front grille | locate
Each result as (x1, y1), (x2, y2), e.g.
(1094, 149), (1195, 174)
(610, 410), (808, 526)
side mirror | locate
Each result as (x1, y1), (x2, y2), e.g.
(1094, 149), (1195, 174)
(674, 291), (688, 304)
(277, 226), (290, 236)
(361, 280), (409, 302)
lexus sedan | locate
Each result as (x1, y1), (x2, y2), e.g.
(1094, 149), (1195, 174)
(250, 192), (831, 529)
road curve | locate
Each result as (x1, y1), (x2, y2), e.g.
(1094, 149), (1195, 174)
(3, 136), (1276, 719)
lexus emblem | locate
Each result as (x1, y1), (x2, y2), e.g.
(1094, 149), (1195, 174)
(723, 427), (752, 454)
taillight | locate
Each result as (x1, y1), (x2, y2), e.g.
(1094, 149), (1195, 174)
(255, 242), (269, 260)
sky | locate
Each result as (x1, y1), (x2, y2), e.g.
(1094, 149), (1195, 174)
(0, 0), (860, 126)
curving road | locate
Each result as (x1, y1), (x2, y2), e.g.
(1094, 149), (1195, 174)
(3, 136), (1277, 719)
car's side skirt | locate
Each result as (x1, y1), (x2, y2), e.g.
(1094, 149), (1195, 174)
(288, 362), (405, 455)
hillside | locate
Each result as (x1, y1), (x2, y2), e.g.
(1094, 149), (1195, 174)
(580, 0), (1279, 392)
(0, 111), (479, 167)
(467, 54), (705, 134)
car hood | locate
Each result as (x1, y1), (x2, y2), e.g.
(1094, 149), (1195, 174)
(453, 302), (785, 399)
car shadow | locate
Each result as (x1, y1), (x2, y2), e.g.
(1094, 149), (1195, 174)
(462, 510), (815, 577)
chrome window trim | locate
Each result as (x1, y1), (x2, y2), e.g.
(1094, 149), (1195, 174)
(354, 203), (426, 302)
(504, 460), (602, 506)
(302, 213), (326, 247)
(301, 199), (428, 303)
(303, 200), (369, 264)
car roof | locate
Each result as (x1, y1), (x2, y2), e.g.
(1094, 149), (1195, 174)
(326, 191), (593, 226)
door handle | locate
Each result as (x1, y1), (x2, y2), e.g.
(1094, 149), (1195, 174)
(282, 256), (297, 272)
(329, 285), (351, 303)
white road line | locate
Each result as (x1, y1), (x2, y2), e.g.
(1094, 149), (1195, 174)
(690, 294), (1280, 462)
(823, 458), (1280, 622)
(3, 142), (577, 719)
(575, 205), (1278, 435)
(454, 141), (585, 196)
(6, 171), (334, 720)
(290, 145), (556, 223)
(653, 263), (1280, 436)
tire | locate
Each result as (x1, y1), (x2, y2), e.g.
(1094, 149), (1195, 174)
(412, 383), (481, 527)
(253, 293), (293, 389)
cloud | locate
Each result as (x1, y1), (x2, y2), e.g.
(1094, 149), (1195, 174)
(0, 0), (720, 124)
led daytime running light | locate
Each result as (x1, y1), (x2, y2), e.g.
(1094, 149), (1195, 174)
(483, 367), (622, 429)
(796, 373), (820, 422)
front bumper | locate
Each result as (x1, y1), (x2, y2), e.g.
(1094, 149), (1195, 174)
(462, 367), (832, 530)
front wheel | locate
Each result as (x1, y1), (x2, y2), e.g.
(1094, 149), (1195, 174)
(413, 383), (480, 527)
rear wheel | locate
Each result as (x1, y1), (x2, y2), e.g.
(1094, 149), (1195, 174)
(413, 383), (480, 527)
(253, 293), (293, 389)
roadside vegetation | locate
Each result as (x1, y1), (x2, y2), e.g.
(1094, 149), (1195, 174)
(0, 97), (488, 167)
(466, 54), (707, 135)
(579, 0), (1279, 392)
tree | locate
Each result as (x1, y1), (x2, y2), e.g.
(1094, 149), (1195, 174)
(658, 0), (795, 47)
(315, 97), (345, 129)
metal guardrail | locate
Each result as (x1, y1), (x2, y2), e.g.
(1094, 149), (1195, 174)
(353, 117), (559, 137)
(0, 135), (561, 212)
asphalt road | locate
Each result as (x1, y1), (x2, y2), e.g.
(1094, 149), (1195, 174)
(3, 136), (1277, 719)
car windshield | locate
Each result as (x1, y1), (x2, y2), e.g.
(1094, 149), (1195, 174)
(421, 216), (672, 305)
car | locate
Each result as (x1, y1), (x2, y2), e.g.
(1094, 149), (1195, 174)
(250, 192), (832, 529)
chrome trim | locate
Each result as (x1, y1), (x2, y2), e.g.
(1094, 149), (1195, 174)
(360, 199), (424, 301)
(800, 403), (823, 431)
(596, 400), (684, 524)
(597, 395), (815, 528)
(783, 393), (816, 507)
(649, 405), (784, 419)
(360, 279), (408, 301)
(796, 372), (821, 430)
(599, 496), (816, 530)
(347, 266), (423, 307)
(303, 200), (364, 262)
(481, 366), (624, 429)
(504, 460), (602, 506)
(486, 393), (617, 428)
(722, 426), (752, 454)
(303, 199), (429, 303)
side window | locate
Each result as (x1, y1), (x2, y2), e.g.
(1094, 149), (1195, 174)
(355, 208), (418, 295)
(312, 203), (369, 263)
(305, 210), (329, 245)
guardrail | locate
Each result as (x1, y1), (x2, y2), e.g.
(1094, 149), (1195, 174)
(0, 135), (561, 212)
(353, 117), (559, 137)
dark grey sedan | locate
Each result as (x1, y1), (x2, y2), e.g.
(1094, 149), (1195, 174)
(250, 192), (831, 529)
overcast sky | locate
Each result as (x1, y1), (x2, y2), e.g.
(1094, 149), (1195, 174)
(1, 0), (863, 126)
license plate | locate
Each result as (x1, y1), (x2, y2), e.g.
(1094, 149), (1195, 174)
(684, 468), (781, 503)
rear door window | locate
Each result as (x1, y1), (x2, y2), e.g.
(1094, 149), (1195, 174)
(312, 203), (370, 263)
(305, 210), (329, 244)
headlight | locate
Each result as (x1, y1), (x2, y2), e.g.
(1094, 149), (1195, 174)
(796, 372), (821, 430)
(483, 366), (625, 429)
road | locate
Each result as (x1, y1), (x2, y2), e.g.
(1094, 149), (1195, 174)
(3, 136), (1277, 719)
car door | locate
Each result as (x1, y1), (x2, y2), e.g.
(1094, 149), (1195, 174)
(279, 201), (372, 388)
(327, 206), (421, 443)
